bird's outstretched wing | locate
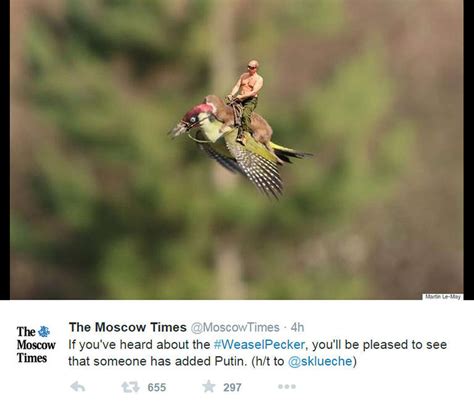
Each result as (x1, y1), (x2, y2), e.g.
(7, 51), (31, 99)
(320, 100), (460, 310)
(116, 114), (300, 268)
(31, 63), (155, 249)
(193, 130), (245, 175)
(225, 135), (283, 198)
(198, 142), (245, 175)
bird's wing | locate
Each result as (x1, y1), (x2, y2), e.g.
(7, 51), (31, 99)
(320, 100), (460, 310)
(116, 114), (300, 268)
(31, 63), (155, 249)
(198, 142), (245, 175)
(192, 130), (245, 175)
(225, 134), (283, 198)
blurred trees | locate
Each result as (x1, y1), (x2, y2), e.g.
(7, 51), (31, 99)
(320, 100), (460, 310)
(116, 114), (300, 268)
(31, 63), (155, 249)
(10, 0), (462, 299)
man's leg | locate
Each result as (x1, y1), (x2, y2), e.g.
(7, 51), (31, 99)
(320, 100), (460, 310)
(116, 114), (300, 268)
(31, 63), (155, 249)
(237, 97), (258, 143)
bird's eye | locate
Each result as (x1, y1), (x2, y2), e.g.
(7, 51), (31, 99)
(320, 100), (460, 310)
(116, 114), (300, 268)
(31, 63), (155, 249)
(190, 116), (197, 123)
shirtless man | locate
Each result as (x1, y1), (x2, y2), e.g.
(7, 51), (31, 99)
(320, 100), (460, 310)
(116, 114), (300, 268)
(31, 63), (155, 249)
(227, 60), (263, 142)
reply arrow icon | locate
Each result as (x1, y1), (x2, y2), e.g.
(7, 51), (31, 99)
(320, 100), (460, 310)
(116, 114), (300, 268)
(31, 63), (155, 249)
(71, 381), (85, 392)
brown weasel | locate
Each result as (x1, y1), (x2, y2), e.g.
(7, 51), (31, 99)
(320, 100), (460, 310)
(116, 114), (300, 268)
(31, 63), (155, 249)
(203, 95), (280, 160)
(203, 95), (235, 133)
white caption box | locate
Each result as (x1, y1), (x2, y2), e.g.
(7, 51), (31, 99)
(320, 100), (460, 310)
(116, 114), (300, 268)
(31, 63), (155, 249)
(1, 300), (472, 407)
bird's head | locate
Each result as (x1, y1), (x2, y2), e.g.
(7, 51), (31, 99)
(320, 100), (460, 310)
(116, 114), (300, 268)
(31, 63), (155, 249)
(169, 103), (214, 138)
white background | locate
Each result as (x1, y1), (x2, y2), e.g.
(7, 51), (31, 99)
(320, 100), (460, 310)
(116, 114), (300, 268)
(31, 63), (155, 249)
(1, 300), (472, 407)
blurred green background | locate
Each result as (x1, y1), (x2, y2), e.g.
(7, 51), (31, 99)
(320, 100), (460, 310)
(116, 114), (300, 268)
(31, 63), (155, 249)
(10, 0), (463, 299)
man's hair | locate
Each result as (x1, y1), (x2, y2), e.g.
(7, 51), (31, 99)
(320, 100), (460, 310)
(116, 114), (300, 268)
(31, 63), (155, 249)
(248, 60), (259, 68)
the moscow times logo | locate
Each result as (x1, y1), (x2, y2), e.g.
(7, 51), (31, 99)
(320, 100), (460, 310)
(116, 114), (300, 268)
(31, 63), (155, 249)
(16, 326), (56, 363)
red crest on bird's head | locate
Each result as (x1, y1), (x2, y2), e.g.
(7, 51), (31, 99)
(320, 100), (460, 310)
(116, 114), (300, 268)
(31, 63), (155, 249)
(182, 103), (213, 124)
(169, 102), (214, 138)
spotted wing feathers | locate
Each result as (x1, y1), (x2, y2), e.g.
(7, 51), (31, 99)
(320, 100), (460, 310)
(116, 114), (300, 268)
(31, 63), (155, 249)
(226, 139), (283, 198)
(198, 142), (245, 175)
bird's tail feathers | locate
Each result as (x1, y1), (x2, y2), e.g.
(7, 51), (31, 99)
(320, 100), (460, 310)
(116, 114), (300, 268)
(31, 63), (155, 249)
(269, 142), (313, 163)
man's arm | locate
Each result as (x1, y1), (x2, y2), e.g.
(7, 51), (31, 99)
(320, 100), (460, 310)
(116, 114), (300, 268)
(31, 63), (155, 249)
(228, 76), (243, 98)
(237, 77), (263, 100)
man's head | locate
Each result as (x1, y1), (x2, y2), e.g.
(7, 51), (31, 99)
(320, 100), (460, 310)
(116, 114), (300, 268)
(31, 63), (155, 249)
(247, 60), (259, 73)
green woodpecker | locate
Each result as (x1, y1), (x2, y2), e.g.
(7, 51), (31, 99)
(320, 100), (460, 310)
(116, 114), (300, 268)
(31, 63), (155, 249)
(170, 95), (312, 198)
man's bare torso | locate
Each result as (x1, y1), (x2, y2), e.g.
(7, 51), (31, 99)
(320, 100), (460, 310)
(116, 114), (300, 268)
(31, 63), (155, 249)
(240, 73), (262, 97)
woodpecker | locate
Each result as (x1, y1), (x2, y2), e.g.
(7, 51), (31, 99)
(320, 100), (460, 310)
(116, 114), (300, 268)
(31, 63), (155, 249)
(169, 98), (312, 198)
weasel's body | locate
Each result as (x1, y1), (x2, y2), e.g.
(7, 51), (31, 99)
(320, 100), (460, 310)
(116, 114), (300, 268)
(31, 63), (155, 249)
(203, 95), (276, 156)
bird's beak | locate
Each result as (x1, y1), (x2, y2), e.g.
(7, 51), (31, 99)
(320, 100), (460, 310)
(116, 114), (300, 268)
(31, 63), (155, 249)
(168, 121), (189, 138)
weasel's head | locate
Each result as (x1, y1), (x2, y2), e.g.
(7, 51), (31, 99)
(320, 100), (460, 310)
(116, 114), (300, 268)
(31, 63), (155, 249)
(203, 95), (221, 115)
